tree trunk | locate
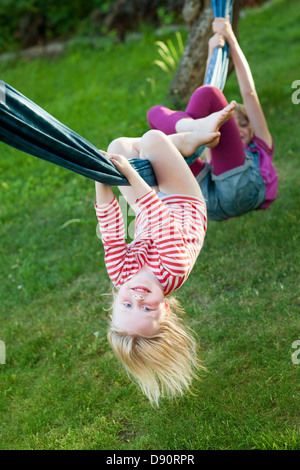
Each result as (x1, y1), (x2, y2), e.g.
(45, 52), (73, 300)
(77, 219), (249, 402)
(169, 0), (241, 107)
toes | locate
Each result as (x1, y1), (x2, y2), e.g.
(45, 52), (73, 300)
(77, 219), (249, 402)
(228, 100), (236, 111)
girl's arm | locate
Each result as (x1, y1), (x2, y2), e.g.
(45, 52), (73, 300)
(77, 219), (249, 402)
(109, 153), (152, 200)
(204, 32), (226, 78)
(95, 151), (116, 205)
(95, 181), (115, 205)
(95, 150), (151, 206)
(94, 185), (128, 288)
(213, 16), (272, 147)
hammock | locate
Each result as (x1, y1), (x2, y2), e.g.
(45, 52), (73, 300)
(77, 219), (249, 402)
(0, 0), (233, 187)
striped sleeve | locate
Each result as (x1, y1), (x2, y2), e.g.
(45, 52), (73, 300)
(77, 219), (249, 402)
(94, 197), (128, 286)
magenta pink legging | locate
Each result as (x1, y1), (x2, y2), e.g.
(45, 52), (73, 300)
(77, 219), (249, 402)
(147, 85), (245, 176)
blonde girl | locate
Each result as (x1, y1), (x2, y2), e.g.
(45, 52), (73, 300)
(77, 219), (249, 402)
(95, 102), (235, 404)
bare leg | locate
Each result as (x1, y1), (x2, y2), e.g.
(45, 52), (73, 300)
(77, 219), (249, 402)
(109, 100), (236, 160)
(107, 131), (208, 207)
(107, 101), (236, 201)
(175, 100), (236, 135)
(139, 130), (203, 198)
(146, 100), (237, 157)
(108, 133), (202, 200)
(148, 86), (245, 176)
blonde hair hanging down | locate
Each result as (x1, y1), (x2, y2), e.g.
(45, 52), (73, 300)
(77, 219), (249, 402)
(107, 296), (205, 406)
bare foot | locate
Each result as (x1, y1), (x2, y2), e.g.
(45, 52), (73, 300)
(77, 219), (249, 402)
(174, 101), (236, 155)
(179, 130), (220, 156)
(192, 100), (236, 134)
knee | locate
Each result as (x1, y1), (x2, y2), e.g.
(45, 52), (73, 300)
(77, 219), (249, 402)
(191, 85), (227, 113)
(147, 105), (162, 128)
(193, 85), (220, 100)
(141, 129), (166, 153)
(202, 85), (227, 103)
(107, 137), (128, 154)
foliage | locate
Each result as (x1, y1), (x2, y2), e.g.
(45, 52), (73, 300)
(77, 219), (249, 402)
(154, 31), (184, 74)
(0, 0), (272, 54)
(0, 0), (185, 53)
(0, 0), (92, 47)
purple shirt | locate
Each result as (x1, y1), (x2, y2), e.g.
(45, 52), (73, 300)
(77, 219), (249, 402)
(246, 136), (278, 209)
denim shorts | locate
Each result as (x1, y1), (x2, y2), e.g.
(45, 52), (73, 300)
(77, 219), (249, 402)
(196, 154), (266, 221)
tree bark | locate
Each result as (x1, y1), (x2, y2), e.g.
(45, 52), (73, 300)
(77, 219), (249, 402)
(169, 0), (241, 107)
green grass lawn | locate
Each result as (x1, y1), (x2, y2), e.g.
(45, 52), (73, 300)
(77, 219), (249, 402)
(0, 0), (299, 450)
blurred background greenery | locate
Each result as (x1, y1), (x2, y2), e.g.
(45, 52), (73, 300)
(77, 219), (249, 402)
(1, 0), (299, 451)
(0, 0), (183, 52)
(0, 0), (270, 53)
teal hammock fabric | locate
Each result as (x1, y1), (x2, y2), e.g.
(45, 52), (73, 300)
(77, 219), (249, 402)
(0, 0), (233, 187)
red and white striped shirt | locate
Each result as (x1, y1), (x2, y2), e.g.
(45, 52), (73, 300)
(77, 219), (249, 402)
(95, 189), (207, 295)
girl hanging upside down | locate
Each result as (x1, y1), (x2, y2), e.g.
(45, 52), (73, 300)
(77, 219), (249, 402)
(95, 101), (236, 404)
